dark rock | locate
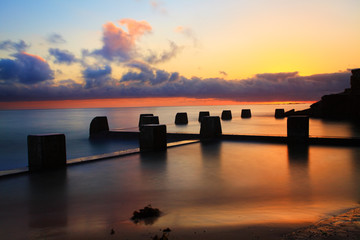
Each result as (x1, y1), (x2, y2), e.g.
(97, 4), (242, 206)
(289, 69), (360, 119)
(131, 205), (161, 224)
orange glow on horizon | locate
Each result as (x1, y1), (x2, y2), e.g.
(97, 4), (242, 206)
(0, 98), (315, 110)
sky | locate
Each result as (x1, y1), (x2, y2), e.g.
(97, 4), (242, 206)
(0, 0), (359, 108)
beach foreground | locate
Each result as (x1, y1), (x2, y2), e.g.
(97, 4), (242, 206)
(284, 207), (360, 240)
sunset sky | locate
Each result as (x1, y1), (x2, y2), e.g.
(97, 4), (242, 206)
(0, 0), (359, 108)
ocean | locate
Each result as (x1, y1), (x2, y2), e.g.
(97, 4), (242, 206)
(1, 103), (360, 171)
(2, 103), (360, 239)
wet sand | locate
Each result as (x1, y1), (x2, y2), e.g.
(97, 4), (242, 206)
(284, 207), (360, 240)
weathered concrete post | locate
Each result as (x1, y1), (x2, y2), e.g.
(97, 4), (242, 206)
(287, 116), (309, 143)
(241, 109), (252, 118)
(138, 114), (154, 127)
(200, 116), (222, 139)
(139, 124), (167, 152)
(89, 116), (109, 138)
(28, 134), (66, 171)
(275, 109), (285, 118)
(175, 112), (188, 125)
(198, 111), (210, 122)
(139, 116), (160, 129)
(221, 110), (232, 120)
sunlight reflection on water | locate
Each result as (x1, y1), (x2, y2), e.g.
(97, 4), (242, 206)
(1, 141), (359, 239)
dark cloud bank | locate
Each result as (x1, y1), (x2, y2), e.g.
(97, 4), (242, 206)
(0, 56), (351, 102)
(0, 22), (352, 103)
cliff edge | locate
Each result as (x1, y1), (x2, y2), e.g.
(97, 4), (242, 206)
(292, 68), (360, 119)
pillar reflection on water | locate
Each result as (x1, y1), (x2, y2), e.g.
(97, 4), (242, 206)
(28, 169), (68, 236)
(287, 143), (311, 201)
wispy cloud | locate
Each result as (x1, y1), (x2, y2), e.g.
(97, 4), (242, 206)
(145, 41), (183, 64)
(46, 33), (66, 44)
(49, 48), (77, 64)
(175, 26), (198, 47)
(0, 40), (30, 52)
(150, 0), (167, 14)
(219, 71), (228, 77)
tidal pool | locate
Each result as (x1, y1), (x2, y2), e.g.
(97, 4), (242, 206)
(1, 140), (359, 239)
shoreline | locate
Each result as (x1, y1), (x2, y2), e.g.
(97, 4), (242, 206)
(284, 207), (360, 239)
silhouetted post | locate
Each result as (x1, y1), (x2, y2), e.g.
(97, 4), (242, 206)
(275, 109), (285, 118)
(175, 112), (188, 125)
(241, 109), (252, 118)
(139, 124), (167, 152)
(89, 116), (109, 138)
(350, 68), (360, 93)
(139, 116), (160, 129)
(287, 116), (309, 143)
(198, 111), (210, 122)
(200, 116), (222, 139)
(138, 114), (154, 127)
(221, 110), (232, 120)
(28, 134), (66, 171)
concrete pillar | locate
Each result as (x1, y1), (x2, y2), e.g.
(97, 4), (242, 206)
(175, 112), (188, 125)
(287, 116), (309, 143)
(27, 134), (66, 171)
(139, 124), (167, 152)
(221, 110), (232, 120)
(89, 116), (109, 137)
(139, 116), (159, 129)
(138, 114), (154, 127)
(350, 68), (360, 93)
(275, 109), (285, 118)
(241, 109), (252, 118)
(200, 116), (222, 139)
(198, 111), (210, 122)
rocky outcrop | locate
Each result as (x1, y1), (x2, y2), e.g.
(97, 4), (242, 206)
(292, 68), (360, 119)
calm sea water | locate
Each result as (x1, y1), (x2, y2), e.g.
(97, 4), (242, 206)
(2, 104), (360, 239)
(1, 103), (360, 171)
(1, 140), (360, 239)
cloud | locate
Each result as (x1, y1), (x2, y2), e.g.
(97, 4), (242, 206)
(219, 71), (228, 77)
(0, 59), (351, 103)
(47, 33), (66, 44)
(83, 65), (112, 88)
(0, 40), (30, 52)
(49, 48), (77, 64)
(175, 26), (198, 47)
(93, 19), (152, 61)
(0, 52), (54, 85)
(150, 1), (167, 14)
(145, 41), (183, 64)
(121, 60), (178, 85)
